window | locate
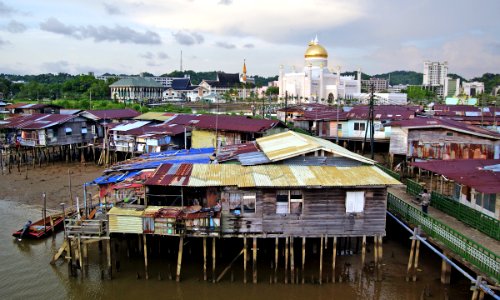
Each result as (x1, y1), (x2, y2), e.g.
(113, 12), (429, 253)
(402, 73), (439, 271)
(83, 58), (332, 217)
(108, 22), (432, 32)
(337, 124), (342, 130)
(276, 190), (303, 214)
(446, 132), (453, 136)
(477, 193), (496, 213)
(346, 191), (365, 214)
(65, 127), (72, 136)
(228, 192), (256, 214)
(354, 122), (365, 131)
(81, 127), (88, 134)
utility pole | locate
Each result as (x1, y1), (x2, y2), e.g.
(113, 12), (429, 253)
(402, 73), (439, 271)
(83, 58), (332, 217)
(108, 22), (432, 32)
(284, 91), (288, 126)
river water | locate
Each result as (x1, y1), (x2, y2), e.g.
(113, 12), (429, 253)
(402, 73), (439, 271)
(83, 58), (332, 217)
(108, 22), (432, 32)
(0, 199), (472, 300)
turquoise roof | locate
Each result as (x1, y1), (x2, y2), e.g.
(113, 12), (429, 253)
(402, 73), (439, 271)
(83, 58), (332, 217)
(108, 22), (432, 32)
(109, 77), (164, 88)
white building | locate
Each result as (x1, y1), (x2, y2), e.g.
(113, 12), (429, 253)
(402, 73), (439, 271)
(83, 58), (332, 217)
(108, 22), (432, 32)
(462, 81), (484, 97)
(356, 93), (408, 105)
(278, 37), (361, 104)
(423, 61), (448, 98)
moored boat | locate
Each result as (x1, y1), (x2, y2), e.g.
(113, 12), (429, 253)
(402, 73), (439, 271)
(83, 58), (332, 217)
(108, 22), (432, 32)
(12, 214), (65, 240)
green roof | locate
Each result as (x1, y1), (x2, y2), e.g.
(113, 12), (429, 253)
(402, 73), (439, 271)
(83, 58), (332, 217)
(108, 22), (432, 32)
(109, 77), (164, 88)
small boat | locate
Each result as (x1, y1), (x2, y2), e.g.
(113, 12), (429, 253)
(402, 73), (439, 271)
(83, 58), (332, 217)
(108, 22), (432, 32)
(12, 214), (65, 240)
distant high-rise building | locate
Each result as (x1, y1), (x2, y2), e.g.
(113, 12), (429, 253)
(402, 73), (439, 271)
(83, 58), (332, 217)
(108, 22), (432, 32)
(423, 61), (448, 98)
(445, 77), (460, 97)
(361, 78), (388, 92)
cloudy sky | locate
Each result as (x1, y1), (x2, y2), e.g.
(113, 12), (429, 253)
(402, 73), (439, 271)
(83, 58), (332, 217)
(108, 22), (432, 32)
(0, 0), (498, 78)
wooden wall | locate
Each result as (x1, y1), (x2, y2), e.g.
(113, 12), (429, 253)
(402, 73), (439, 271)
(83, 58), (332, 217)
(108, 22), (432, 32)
(221, 187), (387, 237)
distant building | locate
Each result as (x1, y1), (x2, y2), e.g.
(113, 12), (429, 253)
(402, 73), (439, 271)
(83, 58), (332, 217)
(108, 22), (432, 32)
(278, 37), (361, 104)
(163, 78), (208, 102)
(387, 84), (408, 93)
(96, 73), (190, 88)
(361, 78), (388, 92)
(423, 61), (448, 98)
(109, 77), (164, 102)
(462, 81), (484, 97)
(446, 77), (460, 97)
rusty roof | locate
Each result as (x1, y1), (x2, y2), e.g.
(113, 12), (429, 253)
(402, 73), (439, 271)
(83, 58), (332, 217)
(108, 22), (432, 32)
(165, 114), (282, 133)
(0, 114), (77, 129)
(346, 105), (419, 121)
(255, 131), (375, 165)
(83, 108), (140, 120)
(145, 163), (399, 188)
(391, 117), (500, 139)
(410, 159), (500, 194)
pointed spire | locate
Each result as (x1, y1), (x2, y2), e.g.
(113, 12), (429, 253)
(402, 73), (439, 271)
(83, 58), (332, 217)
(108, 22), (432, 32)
(314, 35), (318, 45)
(242, 59), (247, 83)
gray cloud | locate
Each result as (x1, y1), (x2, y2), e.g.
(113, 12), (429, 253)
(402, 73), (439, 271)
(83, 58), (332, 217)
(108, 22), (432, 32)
(218, 0), (233, 5)
(6, 20), (27, 33)
(243, 43), (254, 48)
(215, 41), (235, 49)
(157, 52), (169, 59)
(40, 17), (161, 44)
(173, 31), (204, 45)
(140, 52), (154, 59)
(103, 3), (122, 15)
(0, 37), (9, 46)
(0, 1), (15, 16)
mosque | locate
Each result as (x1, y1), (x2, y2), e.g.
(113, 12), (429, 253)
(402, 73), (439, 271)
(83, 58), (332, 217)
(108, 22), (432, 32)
(278, 37), (361, 104)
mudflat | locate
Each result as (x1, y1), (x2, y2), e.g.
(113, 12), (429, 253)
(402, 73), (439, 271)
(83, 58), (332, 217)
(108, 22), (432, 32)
(0, 162), (104, 210)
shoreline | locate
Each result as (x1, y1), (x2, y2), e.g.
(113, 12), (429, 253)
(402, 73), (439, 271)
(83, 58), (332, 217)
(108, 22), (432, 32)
(0, 162), (104, 211)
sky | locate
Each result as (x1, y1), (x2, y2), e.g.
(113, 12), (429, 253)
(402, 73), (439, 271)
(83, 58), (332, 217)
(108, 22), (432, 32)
(0, 0), (499, 79)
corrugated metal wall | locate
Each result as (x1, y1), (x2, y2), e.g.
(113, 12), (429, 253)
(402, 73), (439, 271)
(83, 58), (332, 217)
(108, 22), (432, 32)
(192, 130), (215, 148)
(109, 215), (143, 234)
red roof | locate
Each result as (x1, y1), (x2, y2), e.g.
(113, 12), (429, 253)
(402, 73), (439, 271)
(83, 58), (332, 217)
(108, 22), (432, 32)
(391, 117), (500, 139)
(85, 108), (140, 120)
(410, 159), (500, 194)
(144, 163), (193, 186)
(125, 123), (187, 136)
(216, 142), (259, 162)
(295, 110), (348, 121)
(346, 105), (419, 121)
(0, 114), (77, 130)
(166, 114), (281, 133)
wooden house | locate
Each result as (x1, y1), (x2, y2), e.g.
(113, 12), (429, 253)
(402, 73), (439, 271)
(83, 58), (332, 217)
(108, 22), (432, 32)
(0, 113), (95, 146)
(389, 117), (500, 165)
(163, 114), (286, 148)
(411, 159), (499, 219)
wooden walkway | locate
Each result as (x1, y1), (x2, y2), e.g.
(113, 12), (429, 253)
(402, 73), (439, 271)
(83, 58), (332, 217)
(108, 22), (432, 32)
(389, 185), (500, 256)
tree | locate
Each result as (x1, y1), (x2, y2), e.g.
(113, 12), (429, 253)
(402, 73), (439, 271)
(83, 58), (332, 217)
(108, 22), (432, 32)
(265, 86), (279, 97)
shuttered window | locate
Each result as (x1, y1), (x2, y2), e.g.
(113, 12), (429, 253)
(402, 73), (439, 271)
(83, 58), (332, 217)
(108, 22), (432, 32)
(346, 191), (365, 213)
(276, 190), (303, 214)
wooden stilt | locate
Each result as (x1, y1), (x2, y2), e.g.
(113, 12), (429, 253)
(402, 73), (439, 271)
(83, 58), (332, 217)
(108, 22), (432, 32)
(378, 235), (383, 281)
(216, 249), (244, 283)
(319, 236), (324, 285)
(361, 235), (366, 269)
(301, 237), (306, 284)
(176, 236), (183, 282)
(332, 236), (337, 283)
(406, 236), (416, 282)
(274, 237), (278, 284)
(107, 239), (112, 279)
(290, 237), (295, 284)
(284, 237), (289, 284)
(82, 241), (88, 275)
(440, 253), (451, 284)
(412, 239), (420, 282)
(50, 240), (68, 264)
(77, 236), (83, 276)
(374, 235), (379, 280)
(471, 276), (483, 300)
(143, 234), (149, 280)
(203, 237), (207, 281)
(252, 237), (257, 284)
(243, 237), (247, 283)
(212, 237), (216, 283)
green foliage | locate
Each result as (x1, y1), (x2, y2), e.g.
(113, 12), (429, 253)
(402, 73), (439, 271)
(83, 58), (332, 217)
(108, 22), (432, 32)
(406, 86), (435, 102)
(372, 70), (423, 85)
(265, 86), (279, 96)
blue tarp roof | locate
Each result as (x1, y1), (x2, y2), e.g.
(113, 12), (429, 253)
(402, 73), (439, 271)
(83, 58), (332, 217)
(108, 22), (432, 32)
(90, 170), (141, 185)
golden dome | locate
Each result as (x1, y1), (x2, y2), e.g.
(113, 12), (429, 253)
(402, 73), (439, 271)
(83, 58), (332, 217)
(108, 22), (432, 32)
(304, 42), (328, 58)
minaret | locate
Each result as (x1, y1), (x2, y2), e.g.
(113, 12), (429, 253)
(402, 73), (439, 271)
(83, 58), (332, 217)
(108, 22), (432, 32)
(319, 63), (324, 101)
(357, 68), (362, 94)
(279, 65), (284, 99)
(242, 59), (247, 99)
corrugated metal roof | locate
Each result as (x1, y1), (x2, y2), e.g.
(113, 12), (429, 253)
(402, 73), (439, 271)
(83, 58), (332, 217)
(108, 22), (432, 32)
(111, 121), (150, 132)
(410, 159), (500, 194)
(109, 77), (164, 88)
(83, 108), (140, 120)
(145, 163), (400, 188)
(391, 117), (500, 139)
(0, 114), (77, 130)
(255, 131), (375, 165)
(165, 114), (283, 133)
(133, 112), (176, 121)
(108, 206), (145, 216)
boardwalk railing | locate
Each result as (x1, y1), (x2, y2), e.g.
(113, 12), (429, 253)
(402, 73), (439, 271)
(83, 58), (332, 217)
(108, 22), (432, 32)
(376, 164), (401, 181)
(66, 219), (107, 238)
(387, 192), (500, 283)
(431, 192), (500, 241)
(406, 178), (424, 196)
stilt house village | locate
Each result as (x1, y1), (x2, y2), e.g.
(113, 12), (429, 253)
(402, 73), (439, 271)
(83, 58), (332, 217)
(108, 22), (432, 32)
(0, 39), (499, 299)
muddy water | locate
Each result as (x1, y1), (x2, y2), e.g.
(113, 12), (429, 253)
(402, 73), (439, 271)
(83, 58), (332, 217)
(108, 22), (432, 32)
(0, 199), (472, 300)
